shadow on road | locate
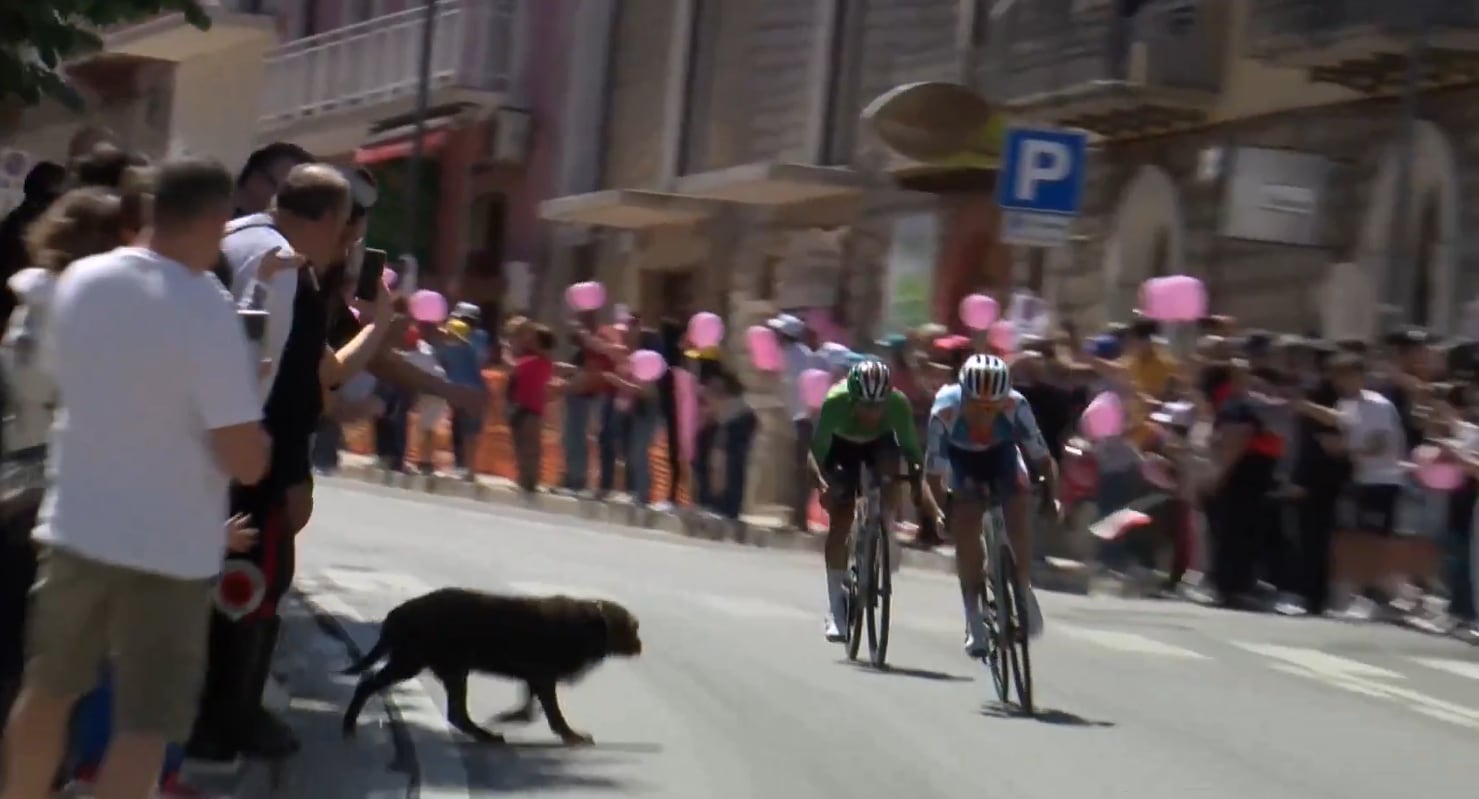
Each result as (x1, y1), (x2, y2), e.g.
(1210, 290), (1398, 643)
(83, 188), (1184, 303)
(462, 739), (661, 793)
(979, 703), (1115, 727)
(846, 662), (973, 682)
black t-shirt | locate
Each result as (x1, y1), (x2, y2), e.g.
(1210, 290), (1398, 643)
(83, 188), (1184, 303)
(1017, 383), (1074, 460)
(259, 268), (327, 490)
(1293, 379), (1351, 497)
(1215, 395), (1278, 496)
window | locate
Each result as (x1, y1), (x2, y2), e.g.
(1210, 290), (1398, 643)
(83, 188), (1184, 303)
(467, 194), (507, 273)
(570, 241), (598, 284)
(818, 0), (864, 165)
(676, 0), (718, 176)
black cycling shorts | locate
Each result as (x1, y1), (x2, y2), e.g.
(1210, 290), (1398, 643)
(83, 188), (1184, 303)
(823, 436), (900, 500)
(945, 441), (1028, 502)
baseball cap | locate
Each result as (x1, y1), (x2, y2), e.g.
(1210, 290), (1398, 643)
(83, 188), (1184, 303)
(766, 313), (805, 339)
(450, 301), (480, 321)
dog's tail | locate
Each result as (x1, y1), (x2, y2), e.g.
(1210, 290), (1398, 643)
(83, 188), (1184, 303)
(342, 631), (389, 676)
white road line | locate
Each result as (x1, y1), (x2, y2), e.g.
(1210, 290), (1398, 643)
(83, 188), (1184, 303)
(1056, 625), (1211, 660)
(315, 567), (436, 599)
(502, 581), (629, 602)
(1410, 657), (1479, 682)
(1234, 642), (1479, 732)
(694, 594), (814, 621)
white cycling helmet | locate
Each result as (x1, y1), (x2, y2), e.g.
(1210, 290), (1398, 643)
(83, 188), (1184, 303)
(959, 354), (1012, 400)
(846, 359), (892, 402)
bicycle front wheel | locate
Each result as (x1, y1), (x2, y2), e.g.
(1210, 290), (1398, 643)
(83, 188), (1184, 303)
(865, 525), (891, 668)
(999, 543), (1034, 714)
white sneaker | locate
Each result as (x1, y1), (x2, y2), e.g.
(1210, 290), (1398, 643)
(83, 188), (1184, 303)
(1273, 592), (1306, 617)
(963, 613), (991, 658)
(823, 608), (847, 643)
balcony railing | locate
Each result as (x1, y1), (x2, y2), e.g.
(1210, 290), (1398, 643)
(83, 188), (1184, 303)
(259, 0), (516, 127)
(978, 0), (1223, 109)
(1247, 0), (1479, 90)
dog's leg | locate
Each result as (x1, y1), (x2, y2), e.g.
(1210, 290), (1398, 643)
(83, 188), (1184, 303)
(433, 666), (504, 744)
(491, 683), (537, 724)
(343, 656), (421, 739)
(532, 681), (593, 746)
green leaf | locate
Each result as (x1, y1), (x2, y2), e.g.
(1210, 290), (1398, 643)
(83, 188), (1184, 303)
(0, 0), (208, 109)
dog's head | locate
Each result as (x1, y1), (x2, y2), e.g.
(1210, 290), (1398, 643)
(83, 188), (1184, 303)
(588, 599), (642, 658)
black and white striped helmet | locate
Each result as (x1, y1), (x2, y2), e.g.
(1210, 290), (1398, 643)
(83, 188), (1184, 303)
(846, 359), (892, 402)
(959, 354), (1012, 400)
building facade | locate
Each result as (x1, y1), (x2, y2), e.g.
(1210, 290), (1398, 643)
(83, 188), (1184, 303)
(986, 0), (1479, 338)
(539, 0), (988, 515)
(1, 0), (553, 308)
(1, 1), (279, 193)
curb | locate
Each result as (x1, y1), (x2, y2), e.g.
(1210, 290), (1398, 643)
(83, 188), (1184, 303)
(327, 462), (1091, 595)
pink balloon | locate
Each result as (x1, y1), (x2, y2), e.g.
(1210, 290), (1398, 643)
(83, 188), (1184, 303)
(688, 312), (725, 348)
(958, 293), (999, 331)
(987, 320), (1017, 353)
(564, 281), (606, 312)
(747, 325), (782, 372)
(383, 269), (398, 290)
(1080, 391), (1124, 440)
(799, 368), (832, 410)
(408, 289), (448, 323)
(630, 349), (667, 383)
(1412, 444), (1465, 491)
(1143, 275), (1207, 322)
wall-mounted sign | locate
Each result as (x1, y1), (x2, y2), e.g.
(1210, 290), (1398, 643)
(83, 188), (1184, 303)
(1219, 147), (1332, 247)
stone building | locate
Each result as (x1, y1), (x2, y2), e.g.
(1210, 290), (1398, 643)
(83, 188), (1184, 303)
(986, 0), (1479, 338)
(538, 0), (983, 516)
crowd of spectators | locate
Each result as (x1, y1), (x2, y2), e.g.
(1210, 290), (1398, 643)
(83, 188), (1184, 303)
(0, 131), (486, 799)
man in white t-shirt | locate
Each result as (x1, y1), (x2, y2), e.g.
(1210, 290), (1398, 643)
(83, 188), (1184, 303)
(1, 157), (269, 799)
(1300, 353), (1405, 618)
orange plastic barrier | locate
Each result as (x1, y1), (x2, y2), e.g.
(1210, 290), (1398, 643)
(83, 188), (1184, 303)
(342, 370), (690, 504)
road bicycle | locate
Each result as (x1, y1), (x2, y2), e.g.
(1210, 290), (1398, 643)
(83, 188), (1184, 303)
(960, 479), (1033, 714)
(842, 462), (892, 669)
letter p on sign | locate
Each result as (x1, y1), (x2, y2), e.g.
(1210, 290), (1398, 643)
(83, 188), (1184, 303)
(1014, 140), (1071, 203)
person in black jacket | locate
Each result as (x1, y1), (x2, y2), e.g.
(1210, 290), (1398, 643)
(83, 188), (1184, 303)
(1290, 343), (1352, 615)
(0, 162), (65, 324)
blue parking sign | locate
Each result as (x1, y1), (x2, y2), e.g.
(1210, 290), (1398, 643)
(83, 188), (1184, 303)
(997, 127), (1088, 246)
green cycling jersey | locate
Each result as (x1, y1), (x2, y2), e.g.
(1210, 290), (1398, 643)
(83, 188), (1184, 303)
(810, 380), (924, 466)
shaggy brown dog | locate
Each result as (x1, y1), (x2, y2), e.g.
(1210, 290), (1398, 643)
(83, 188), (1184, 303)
(341, 588), (641, 745)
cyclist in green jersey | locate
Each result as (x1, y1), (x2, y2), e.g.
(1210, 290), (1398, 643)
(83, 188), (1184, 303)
(807, 359), (940, 642)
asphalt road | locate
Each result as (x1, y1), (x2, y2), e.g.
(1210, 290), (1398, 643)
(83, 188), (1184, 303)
(277, 480), (1479, 799)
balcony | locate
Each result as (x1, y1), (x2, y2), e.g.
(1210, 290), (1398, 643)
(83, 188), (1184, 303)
(259, 0), (518, 135)
(1247, 0), (1479, 93)
(978, 0), (1225, 139)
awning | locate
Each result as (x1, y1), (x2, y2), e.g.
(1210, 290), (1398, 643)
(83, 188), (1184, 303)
(354, 129), (451, 166)
(539, 189), (717, 229)
(672, 162), (867, 205)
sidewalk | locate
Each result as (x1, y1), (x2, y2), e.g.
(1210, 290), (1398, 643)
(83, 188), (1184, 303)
(327, 453), (1092, 595)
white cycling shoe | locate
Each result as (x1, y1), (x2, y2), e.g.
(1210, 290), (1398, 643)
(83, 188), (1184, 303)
(961, 585), (1045, 657)
(823, 606), (848, 643)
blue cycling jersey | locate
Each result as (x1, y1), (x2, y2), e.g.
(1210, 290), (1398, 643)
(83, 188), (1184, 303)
(925, 385), (1050, 477)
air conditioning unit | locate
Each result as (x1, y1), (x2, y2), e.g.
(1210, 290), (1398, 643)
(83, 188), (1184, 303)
(488, 107), (532, 166)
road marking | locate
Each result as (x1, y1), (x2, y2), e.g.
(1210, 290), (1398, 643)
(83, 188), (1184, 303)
(694, 594), (813, 621)
(502, 581), (628, 602)
(1056, 625), (1210, 660)
(1410, 657), (1479, 682)
(1235, 643), (1479, 732)
(315, 567), (436, 600)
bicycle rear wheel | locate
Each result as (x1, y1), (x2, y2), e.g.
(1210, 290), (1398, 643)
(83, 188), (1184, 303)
(865, 524), (891, 668)
(998, 543), (1034, 714)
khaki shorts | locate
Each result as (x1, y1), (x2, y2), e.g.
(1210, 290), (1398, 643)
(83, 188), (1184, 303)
(26, 547), (213, 740)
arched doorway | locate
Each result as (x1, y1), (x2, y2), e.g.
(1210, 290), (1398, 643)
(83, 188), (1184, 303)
(1356, 120), (1462, 333)
(1103, 165), (1185, 321)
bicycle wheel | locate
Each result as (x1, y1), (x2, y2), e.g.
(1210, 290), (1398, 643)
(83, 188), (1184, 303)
(865, 520), (891, 668)
(999, 543), (1034, 714)
(978, 578), (1007, 702)
(844, 494), (868, 662)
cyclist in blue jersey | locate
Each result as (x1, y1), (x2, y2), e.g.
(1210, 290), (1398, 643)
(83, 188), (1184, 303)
(926, 354), (1059, 656)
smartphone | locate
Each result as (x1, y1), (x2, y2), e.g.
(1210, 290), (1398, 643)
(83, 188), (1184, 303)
(355, 247), (388, 301)
(238, 308), (268, 343)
